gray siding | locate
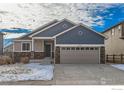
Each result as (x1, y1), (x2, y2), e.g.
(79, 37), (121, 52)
(33, 20), (75, 37)
(0, 33), (3, 55)
(19, 20), (58, 39)
(56, 25), (104, 44)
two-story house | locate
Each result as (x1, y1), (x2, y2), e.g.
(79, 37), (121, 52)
(103, 21), (124, 55)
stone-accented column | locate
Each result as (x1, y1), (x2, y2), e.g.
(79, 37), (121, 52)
(13, 52), (31, 63)
(100, 47), (105, 64)
(55, 47), (60, 64)
(13, 52), (22, 62)
(30, 51), (34, 59)
(34, 52), (45, 59)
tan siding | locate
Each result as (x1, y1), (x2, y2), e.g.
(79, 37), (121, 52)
(14, 41), (21, 52)
(14, 41), (32, 52)
(34, 39), (44, 52)
(104, 24), (124, 55)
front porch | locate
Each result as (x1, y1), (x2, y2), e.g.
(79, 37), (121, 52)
(32, 39), (54, 58)
(13, 39), (55, 63)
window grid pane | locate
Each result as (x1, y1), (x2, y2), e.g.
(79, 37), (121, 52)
(22, 43), (30, 51)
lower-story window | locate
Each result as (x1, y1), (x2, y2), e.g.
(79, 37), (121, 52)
(22, 42), (31, 51)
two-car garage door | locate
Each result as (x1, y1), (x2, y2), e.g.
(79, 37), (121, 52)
(60, 47), (100, 64)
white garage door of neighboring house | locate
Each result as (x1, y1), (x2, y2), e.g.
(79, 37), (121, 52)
(60, 47), (100, 64)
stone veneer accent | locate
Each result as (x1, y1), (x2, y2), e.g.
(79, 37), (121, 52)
(13, 52), (45, 62)
(100, 47), (105, 64)
(55, 47), (60, 64)
(14, 47), (105, 64)
(34, 52), (45, 59)
(14, 52), (31, 62)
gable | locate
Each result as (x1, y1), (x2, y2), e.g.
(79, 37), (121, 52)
(32, 19), (75, 37)
(17, 19), (58, 39)
(56, 25), (105, 44)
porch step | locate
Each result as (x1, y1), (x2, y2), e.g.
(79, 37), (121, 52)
(29, 57), (53, 64)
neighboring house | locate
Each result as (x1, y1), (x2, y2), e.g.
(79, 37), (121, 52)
(4, 44), (13, 58)
(13, 19), (105, 64)
(0, 32), (3, 55)
(103, 21), (124, 55)
(4, 44), (13, 53)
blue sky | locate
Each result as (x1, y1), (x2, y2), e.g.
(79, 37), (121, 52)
(92, 4), (124, 32)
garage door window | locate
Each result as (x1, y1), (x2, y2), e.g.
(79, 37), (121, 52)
(67, 48), (70, 50)
(62, 47), (66, 50)
(76, 47), (80, 50)
(90, 47), (94, 50)
(71, 47), (75, 50)
(62, 47), (99, 51)
(95, 48), (98, 50)
(81, 47), (84, 50)
(86, 47), (89, 50)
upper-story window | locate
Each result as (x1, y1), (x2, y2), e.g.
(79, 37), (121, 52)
(118, 25), (121, 31)
(111, 29), (115, 36)
(22, 42), (31, 51)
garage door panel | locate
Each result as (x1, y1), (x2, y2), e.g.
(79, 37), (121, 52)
(60, 47), (99, 64)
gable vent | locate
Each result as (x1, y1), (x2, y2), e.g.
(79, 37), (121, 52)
(63, 24), (68, 28)
(78, 31), (83, 36)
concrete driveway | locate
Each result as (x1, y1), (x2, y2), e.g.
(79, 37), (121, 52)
(54, 64), (124, 85)
(0, 64), (124, 85)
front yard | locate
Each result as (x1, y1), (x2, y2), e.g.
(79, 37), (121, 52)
(0, 63), (124, 85)
(0, 63), (54, 82)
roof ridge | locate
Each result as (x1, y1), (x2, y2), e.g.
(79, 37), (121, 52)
(29, 18), (76, 37)
(16, 19), (58, 39)
(79, 23), (106, 38)
(54, 23), (105, 38)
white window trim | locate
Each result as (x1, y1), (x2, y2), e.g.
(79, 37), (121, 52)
(118, 25), (121, 30)
(13, 40), (32, 41)
(99, 47), (101, 64)
(21, 42), (31, 52)
(32, 37), (53, 39)
(111, 29), (115, 36)
(13, 42), (14, 52)
(32, 38), (34, 51)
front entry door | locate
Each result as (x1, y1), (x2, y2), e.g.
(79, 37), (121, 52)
(45, 44), (51, 57)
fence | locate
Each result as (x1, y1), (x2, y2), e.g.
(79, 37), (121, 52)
(106, 54), (124, 64)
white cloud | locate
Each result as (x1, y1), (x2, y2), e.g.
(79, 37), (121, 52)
(4, 33), (26, 39)
(0, 3), (119, 30)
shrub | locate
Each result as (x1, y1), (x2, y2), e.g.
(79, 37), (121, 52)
(20, 57), (29, 64)
(0, 56), (13, 65)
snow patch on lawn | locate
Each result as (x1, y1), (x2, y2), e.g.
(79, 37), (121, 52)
(111, 64), (124, 71)
(0, 63), (54, 82)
